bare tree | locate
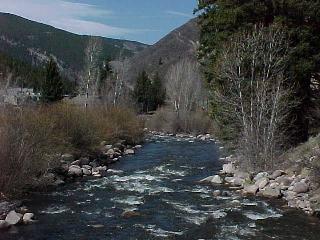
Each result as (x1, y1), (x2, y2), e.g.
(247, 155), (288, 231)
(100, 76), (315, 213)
(165, 58), (206, 112)
(213, 26), (293, 170)
(83, 37), (103, 108)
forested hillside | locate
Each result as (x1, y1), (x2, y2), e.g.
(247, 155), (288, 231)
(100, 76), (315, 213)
(0, 13), (148, 73)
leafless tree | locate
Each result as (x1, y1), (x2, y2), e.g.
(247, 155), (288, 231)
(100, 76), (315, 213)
(165, 58), (206, 112)
(83, 37), (103, 108)
(213, 26), (293, 170)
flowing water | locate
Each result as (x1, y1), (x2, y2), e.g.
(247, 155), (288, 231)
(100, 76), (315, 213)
(2, 135), (320, 240)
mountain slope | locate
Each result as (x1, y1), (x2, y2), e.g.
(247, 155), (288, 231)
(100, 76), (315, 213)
(125, 18), (199, 85)
(0, 13), (148, 72)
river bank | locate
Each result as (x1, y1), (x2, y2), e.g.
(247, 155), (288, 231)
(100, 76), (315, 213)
(0, 137), (143, 230)
(201, 156), (320, 217)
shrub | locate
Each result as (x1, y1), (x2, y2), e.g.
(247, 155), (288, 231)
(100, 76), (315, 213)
(0, 103), (144, 196)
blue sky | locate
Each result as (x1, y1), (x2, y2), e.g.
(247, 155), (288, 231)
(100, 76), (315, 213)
(0, 0), (197, 44)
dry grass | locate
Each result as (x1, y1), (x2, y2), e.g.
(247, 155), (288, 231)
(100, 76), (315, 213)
(280, 134), (320, 186)
(147, 107), (214, 135)
(0, 103), (144, 196)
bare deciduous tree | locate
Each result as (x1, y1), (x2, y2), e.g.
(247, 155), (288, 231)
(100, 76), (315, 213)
(213, 26), (293, 170)
(83, 37), (103, 107)
(165, 58), (206, 112)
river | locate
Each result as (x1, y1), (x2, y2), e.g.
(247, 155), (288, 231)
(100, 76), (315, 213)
(2, 135), (320, 240)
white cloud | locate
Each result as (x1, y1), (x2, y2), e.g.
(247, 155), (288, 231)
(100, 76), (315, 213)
(165, 10), (193, 18)
(0, 0), (133, 37)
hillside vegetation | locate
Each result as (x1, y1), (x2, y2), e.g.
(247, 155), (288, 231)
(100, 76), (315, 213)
(0, 13), (148, 73)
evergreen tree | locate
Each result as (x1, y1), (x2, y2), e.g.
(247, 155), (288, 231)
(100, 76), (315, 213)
(41, 58), (64, 102)
(150, 72), (166, 110)
(133, 71), (152, 112)
(197, 0), (320, 145)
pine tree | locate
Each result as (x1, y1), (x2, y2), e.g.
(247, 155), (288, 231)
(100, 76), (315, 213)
(197, 0), (320, 145)
(41, 58), (64, 102)
(133, 71), (152, 112)
(150, 72), (166, 110)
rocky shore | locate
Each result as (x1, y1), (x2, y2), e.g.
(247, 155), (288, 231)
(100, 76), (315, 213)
(0, 139), (142, 230)
(201, 157), (320, 217)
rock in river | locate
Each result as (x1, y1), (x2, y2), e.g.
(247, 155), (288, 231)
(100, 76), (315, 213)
(5, 211), (22, 225)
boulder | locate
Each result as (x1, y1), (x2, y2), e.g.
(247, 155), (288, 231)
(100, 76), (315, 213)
(293, 182), (309, 194)
(22, 213), (34, 223)
(89, 161), (99, 168)
(53, 179), (65, 186)
(124, 149), (135, 155)
(200, 176), (215, 183)
(211, 175), (223, 184)
(0, 220), (10, 229)
(106, 149), (115, 157)
(234, 171), (251, 180)
(5, 211), (22, 225)
(70, 160), (81, 166)
(79, 157), (90, 166)
(212, 190), (221, 197)
(243, 185), (259, 195)
(135, 145), (142, 149)
(276, 176), (292, 187)
(82, 165), (92, 170)
(68, 165), (83, 177)
(221, 163), (236, 174)
(82, 168), (92, 176)
(270, 170), (285, 180)
(232, 177), (245, 186)
(253, 172), (269, 182)
(261, 187), (282, 198)
(255, 177), (269, 189)
(61, 153), (74, 162)
(224, 177), (235, 184)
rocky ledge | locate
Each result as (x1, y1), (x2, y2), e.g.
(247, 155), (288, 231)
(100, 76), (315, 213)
(201, 158), (320, 216)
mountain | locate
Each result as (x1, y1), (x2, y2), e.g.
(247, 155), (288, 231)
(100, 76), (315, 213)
(0, 13), (148, 73)
(123, 18), (200, 86)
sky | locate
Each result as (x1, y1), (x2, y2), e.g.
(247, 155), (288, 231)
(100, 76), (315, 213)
(0, 0), (198, 45)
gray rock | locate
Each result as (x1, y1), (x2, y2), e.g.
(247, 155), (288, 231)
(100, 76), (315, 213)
(82, 165), (92, 170)
(82, 168), (92, 176)
(224, 177), (235, 184)
(211, 175), (223, 184)
(200, 176), (215, 183)
(234, 171), (251, 180)
(261, 187), (282, 198)
(253, 172), (269, 182)
(221, 163), (236, 174)
(53, 179), (65, 186)
(243, 185), (259, 195)
(61, 153), (74, 162)
(5, 211), (22, 225)
(124, 149), (135, 155)
(270, 170), (285, 179)
(0, 220), (10, 229)
(89, 161), (99, 168)
(293, 182), (309, 194)
(68, 165), (83, 177)
(106, 149), (115, 157)
(22, 213), (34, 223)
(276, 176), (292, 187)
(79, 157), (90, 166)
(135, 145), (142, 149)
(233, 177), (245, 186)
(212, 190), (221, 197)
(255, 177), (269, 189)
(70, 160), (81, 166)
